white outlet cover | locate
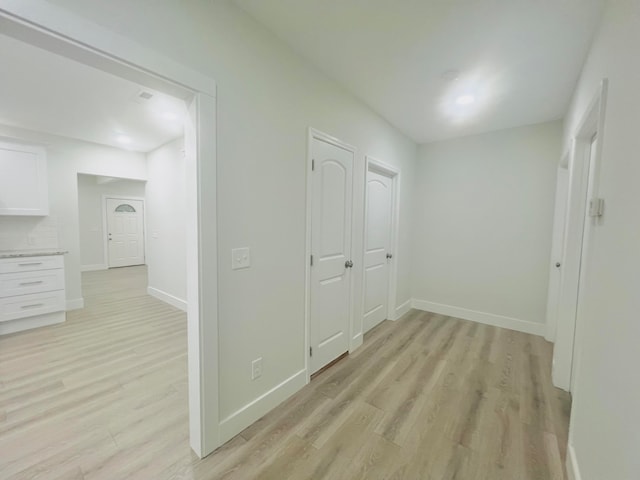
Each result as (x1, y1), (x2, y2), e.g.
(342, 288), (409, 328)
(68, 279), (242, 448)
(232, 247), (251, 270)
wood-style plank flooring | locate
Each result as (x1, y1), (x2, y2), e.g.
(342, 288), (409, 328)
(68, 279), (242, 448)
(0, 266), (571, 479)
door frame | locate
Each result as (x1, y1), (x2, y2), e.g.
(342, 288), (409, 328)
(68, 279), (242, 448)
(0, 4), (221, 456)
(102, 195), (146, 268)
(552, 79), (608, 392)
(362, 156), (400, 330)
(305, 128), (357, 382)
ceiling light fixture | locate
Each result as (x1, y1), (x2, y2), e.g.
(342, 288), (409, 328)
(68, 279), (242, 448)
(115, 134), (133, 145)
(455, 94), (476, 106)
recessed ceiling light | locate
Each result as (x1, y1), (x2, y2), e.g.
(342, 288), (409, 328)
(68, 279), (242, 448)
(455, 94), (476, 106)
(115, 134), (133, 145)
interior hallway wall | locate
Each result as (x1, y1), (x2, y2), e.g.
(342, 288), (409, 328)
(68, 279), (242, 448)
(412, 121), (562, 333)
(42, 0), (418, 432)
(559, 1), (640, 478)
(145, 137), (187, 310)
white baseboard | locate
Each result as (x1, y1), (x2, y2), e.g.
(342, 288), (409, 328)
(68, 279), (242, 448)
(66, 298), (85, 311)
(219, 369), (307, 443)
(411, 299), (545, 336)
(392, 299), (412, 320)
(0, 311), (65, 335)
(81, 264), (107, 272)
(566, 444), (582, 480)
(147, 286), (187, 312)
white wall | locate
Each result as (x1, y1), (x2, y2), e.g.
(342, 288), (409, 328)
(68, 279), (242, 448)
(77, 174), (146, 270)
(43, 0), (417, 430)
(145, 137), (187, 308)
(0, 124), (147, 307)
(412, 121), (562, 333)
(560, 2), (640, 479)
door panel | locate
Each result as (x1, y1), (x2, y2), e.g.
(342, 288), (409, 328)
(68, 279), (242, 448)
(363, 170), (393, 332)
(106, 198), (145, 268)
(310, 137), (353, 374)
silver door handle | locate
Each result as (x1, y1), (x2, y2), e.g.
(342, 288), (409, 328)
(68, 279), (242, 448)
(345, 260), (353, 268)
(386, 253), (393, 259)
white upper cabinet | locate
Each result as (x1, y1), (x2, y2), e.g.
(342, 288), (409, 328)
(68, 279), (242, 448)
(0, 141), (49, 216)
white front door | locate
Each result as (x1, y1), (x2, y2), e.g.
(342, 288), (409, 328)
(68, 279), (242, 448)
(310, 136), (353, 374)
(363, 169), (394, 332)
(106, 198), (145, 268)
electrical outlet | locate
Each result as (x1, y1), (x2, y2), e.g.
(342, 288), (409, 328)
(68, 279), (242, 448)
(251, 357), (263, 380)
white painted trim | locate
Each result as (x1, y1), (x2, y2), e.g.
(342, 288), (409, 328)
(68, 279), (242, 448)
(391, 299), (412, 320)
(566, 444), (582, 480)
(147, 286), (187, 312)
(66, 298), (85, 311)
(219, 369), (307, 443)
(412, 299), (545, 336)
(362, 157), (401, 333)
(102, 195), (146, 268)
(0, 7), (220, 457)
(553, 79), (608, 392)
(80, 264), (107, 272)
(0, 311), (65, 335)
(305, 128), (358, 381)
(0, 1), (215, 97)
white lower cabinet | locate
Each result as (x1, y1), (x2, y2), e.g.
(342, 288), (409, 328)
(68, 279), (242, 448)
(0, 255), (66, 335)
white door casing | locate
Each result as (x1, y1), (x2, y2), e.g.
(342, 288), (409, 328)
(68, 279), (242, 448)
(545, 166), (569, 342)
(363, 166), (394, 332)
(106, 198), (145, 268)
(309, 133), (354, 374)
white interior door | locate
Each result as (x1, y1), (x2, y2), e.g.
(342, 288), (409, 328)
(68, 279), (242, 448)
(545, 166), (569, 342)
(106, 198), (145, 268)
(363, 169), (394, 333)
(310, 136), (353, 374)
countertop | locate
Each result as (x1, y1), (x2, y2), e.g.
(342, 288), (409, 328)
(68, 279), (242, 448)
(0, 249), (68, 259)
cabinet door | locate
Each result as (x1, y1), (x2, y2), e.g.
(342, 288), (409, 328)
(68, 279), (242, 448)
(0, 141), (49, 216)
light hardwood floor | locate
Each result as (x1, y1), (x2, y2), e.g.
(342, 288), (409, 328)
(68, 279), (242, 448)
(0, 266), (571, 479)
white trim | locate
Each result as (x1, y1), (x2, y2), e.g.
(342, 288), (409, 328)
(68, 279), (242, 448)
(566, 444), (582, 480)
(305, 128), (357, 381)
(553, 79), (608, 392)
(219, 369), (307, 444)
(412, 299), (545, 336)
(0, 311), (65, 335)
(102, 195), (146, 268)
(391, 299), (412, 320)
(80, 264), (107, 272)
(66, 298), (85, 311)
(362, 156), (400, 331)
(147, 286), (187, 312)
(0, 6), (220, 456)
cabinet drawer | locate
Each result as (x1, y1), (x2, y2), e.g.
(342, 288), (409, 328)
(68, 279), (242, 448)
(0, 269), (64, 298)
(0, 255), (64, 274)
(0, 290), (65, 323)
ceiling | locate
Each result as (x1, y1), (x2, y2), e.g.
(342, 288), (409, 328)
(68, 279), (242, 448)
(0, 33), (186, 153)
(235, 0), (605, 143)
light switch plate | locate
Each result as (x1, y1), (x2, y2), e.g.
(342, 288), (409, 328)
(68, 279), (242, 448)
(232, 247), (251, 270)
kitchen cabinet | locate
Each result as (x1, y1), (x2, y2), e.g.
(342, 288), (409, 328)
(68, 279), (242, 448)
(0, 140), (49, 216)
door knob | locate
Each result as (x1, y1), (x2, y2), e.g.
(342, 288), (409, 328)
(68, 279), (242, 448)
(386, 253), (393, 259)
(555, 262), (561, 268)
(345, 260), (354, 268)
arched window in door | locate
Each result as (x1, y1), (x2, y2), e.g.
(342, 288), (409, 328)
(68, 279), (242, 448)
(115, 204), (136, 213)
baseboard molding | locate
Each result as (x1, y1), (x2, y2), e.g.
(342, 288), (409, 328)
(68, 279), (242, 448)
(566, 444), (582, 480)
(392, 299), (412, 320)
(219, 369), (307, 443)
(411, 299), (545, 336)
(147, 286), (187, 312)
(0, 311), (65, 335)
(81, 264), (107, 272)
(66, 298), (84, 311)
